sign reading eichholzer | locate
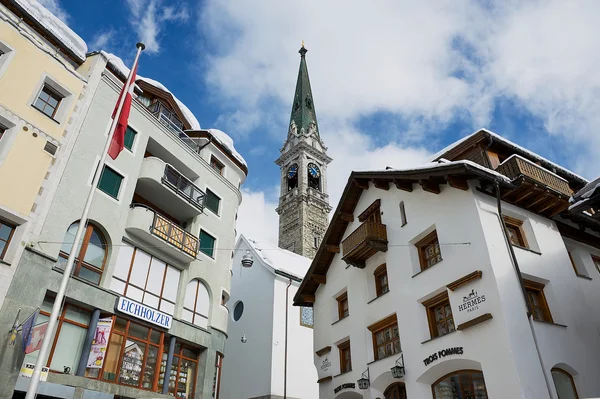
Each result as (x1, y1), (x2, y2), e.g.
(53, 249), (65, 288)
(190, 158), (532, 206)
(116, 297), (172, 329)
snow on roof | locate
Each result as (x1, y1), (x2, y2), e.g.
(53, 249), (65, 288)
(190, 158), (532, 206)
(207, 129), (247, 168)
(245, 238), (311, 279)
(12, 0), (87, 62)
(573, 177), (600, 201)
(431, 128), (588, 184)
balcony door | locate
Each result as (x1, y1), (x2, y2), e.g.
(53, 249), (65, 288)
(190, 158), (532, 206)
(385, 383), (407, 399)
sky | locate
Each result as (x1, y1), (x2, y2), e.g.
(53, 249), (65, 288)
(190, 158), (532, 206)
(43, 0), (600, 245)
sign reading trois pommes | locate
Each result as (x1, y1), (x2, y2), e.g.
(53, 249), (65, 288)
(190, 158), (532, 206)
(116, 297), (172, 329)
(423, 347), (463, 366)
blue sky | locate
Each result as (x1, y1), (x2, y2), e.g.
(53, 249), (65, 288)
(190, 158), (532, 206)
(43, 0), (600, 242)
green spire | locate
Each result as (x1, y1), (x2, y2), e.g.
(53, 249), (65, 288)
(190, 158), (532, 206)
(289, 42), (319, 138)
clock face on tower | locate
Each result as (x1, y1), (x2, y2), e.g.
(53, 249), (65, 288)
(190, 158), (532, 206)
(288, 164), (298, 179)
(308, 163), (320, 178)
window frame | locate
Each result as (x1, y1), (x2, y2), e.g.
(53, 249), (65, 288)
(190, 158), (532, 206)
(210, 156), (225, 175)
(423, 292), (455, 338)
(503, 216), (529, 248)
(432, 369), (488, 399)
(97, 165), (125, 200)
(336, 292), (349, 320)
(338, 340), (351, 374)
(368, 314), (400, 361)
(416, 230), (442, 270)
(524, 280), (553, 323)
(183, 279), (210, 328)
(592, 255), (600, 275)
(159, 342), (200, 397)
(0, 220), (16, 260)
(300, 306), (314, 328)
(567, 251), (586, 277)
(33, 84), (63, 119)
(374, 263), (389, 297)
(199, 229), (216, 258)
(123, 126), (137, 152)
(58, 222), (108, 285)
(205, 188), (221, 215)
(551, 367), (579, 399)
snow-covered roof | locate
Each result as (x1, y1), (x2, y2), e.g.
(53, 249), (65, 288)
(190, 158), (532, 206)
(207, 129), (247, 168)
(432, 128), (588, 184)
(11, 0), (87, 62)
(243, 237), (311, 280)
(573, 177), (600, 201)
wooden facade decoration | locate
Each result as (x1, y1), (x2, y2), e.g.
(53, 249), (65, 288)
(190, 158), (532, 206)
(372, 179), (390, 190)
(325, 245), (340, 253)
(341, 222), (388, 268)
(339, 213), (354, 223)
(312, 274), (327, 284)
(354, 179), (370, 190)
(419, 179), (441, 194)
(447, 270), (483, 291)
(394, 179), (413, 192)
(446, 175), (469, 191)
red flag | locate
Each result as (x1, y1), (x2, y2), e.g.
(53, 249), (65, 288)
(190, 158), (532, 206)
(108, 63), (138, 160)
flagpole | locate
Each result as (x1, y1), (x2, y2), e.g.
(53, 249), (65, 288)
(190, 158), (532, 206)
(25, 42), (145, 398)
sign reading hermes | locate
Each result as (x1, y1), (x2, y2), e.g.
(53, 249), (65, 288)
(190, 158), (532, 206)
(458, 289), (486, 313)
(116, 297), (172, 329)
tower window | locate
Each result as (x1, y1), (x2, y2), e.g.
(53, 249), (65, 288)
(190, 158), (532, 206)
(307, 162), (321, 191)
(313, 234), (320, 249)
(287, 163), (298, 191)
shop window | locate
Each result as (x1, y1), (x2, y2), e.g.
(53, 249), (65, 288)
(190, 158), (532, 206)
(416, 230), (442, 270)
(374, 264), (389, 297)
(56, 222), (108, 285)
(158, 342), (200, 398)
(432, 370), (488, 398)
(300, 306), (314, 328)
(0, 219), (15, 260)
(109, 242), (180, 315)
(551, 368), (579, 399)
(212, 353), (223, 399)
(199, 230), (216, 258)
(124, 126), (137, 152)
(337, 292), (349, 320)
(593, 255), (600, 274)
(524, 280), (553, 322)
(368, 314), (400, 361)
(183, 279), (210, 328)
(504, 216), (528, 248)
(338, 340), (351, 374)
(23, 298), (91, 374)
(97, 165), (124, 199)
(424, 292), (455, 338)
(205, 189), (221, 215)
(33, 84), (62, 118)
(210, 156), (224, 175)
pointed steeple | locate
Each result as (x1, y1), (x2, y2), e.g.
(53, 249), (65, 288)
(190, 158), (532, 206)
(289, 42), (319, 138)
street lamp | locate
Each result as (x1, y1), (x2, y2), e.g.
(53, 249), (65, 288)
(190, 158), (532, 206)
(241, 250), (254, 267)
(390, 353), (405, 379)
(357, 368), (370, 390)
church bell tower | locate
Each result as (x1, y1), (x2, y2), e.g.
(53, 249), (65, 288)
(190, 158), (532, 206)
(275, 43), (332, 259)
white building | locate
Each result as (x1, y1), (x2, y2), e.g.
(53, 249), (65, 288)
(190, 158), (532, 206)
(294, 129), (600, 399)
(220, 235), (318, 399)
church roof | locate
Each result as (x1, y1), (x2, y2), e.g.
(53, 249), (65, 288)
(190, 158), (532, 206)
(289, 44), (320, 138)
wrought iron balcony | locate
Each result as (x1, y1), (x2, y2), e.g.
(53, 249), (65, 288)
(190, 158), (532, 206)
(162, 164), (205, 211)
(341, 222), (388, 268)
(148, 102), (203, 153)
(496, 155), (572, 197)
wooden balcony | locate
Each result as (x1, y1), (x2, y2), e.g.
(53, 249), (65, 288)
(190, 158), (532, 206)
(341, 222), (388, 268)
(496, 155), (572, 197)
(151, 213), (199, 258)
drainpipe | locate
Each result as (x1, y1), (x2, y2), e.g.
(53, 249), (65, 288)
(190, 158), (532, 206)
(494, 182), (554, 398)
(284, 278), (292, 399)
(162, 337), (177, 395)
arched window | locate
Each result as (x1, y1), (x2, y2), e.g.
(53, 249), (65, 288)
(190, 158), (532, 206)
(183, 279), (210, 328)
(57, 222), (107, 285)
(287, 163), (298, 191)
(552, 368), (579, 399)
(432, 370), (488, 399)
(307, 162), (321, 191)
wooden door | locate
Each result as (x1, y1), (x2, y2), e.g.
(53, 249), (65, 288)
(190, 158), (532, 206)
(385, 384), (407, 399)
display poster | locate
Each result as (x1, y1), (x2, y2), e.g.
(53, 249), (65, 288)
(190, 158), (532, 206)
(86, 317), (113, 369)
(19, 363), (49, 381)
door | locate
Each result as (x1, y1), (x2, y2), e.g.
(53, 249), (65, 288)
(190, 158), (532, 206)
(385, 383), (407, 399)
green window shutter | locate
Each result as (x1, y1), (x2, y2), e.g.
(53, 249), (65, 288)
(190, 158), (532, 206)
(124, 126), (137, 151)
(205, 189), (220, 214)
(199, 230), (215, 257)
(97, 166), (123, 199)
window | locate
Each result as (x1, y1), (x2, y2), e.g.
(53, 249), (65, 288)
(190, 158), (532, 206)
(424, 292), (455, 338)
(338, 340), (351, 374)
(504, 216), (528, 248)
(307, 162), (321, 191)
(551, 368), (579, 399)
(0, 124), (6, 142)
(432, 370), (488, 399)
(205, 189), (221, 215)
(158, 342), (200, 398)
(287, 163), (298, 191)
(210, 156), (224, 175)
(183, 279), (210, 328)
(233, 301), (244, 321)
(33, 85), (62, 118)
(124, 126), (137, 151)
(300, 306), (314, 328)
(199, 230), (216, 258)
(524, 280), (552, 322)
(337, 292), (349, 320)
(23, 298), (91, 374)
(57, 222), (107, 284)
(212, 353), (223, 399)
(399, 201), (407, 227)
(416, 230), (442, 270)
(592, 255), (600, 274)
(369, 314), (400, 361)
(374, 264), (389, 297)
(313, 234), (320, 249)
(109, 242), (180, 315)
(567, 252), (583, 276)
(97, 165), (124, 199)
(0, 220), (15, 260)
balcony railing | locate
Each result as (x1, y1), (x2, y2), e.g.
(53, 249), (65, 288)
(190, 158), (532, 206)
(148, 102), (203, 153)
(162, 164), (205, 211)
(341, 222), (388, 268)
(151, 212), (199, 258)
(496, 155), (572, 197)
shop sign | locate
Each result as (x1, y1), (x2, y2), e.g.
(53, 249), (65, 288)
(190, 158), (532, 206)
(334, 383), (355, 394)
(423, 347), (463, 366)
(116, 297), (172, 329)
(19, 363), (49, 381)
(86, 317), (113, 368)
(458, 289), (486, 314)
(320, 357), (331, 372)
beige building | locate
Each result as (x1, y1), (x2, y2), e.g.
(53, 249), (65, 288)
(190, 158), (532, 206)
(0, 0), (91, 305)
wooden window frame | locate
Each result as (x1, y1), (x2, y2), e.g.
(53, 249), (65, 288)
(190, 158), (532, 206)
(368, 314), (400, 361)
(183, 279), (209, 325)
(503, 216), (529, 248)
(210, 156), (225, 175)
(416, 230), (442, 271)
(58, 222), (107, 284)
(423, 292), (455, 338)
(567, 251), (585, 277)
(338, 340), (351, 374)
(0, 220), (16, 260)
(432, 369), (488, 398)
(374, 264), (389, 297)
(358, 199), (382, 223)
(33, 85), (63, 118)
(160, 342), (200, 397)
(592, 255), (600, 274)
(551, 367), (579, 399)
(336, 292), (349, 320)
(524, 280), (553, 323)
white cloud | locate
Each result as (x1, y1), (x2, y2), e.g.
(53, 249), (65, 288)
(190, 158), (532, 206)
(236, 187), (280, 245)
(89, 30), (115, 51)
(35, 0), (69, 22)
